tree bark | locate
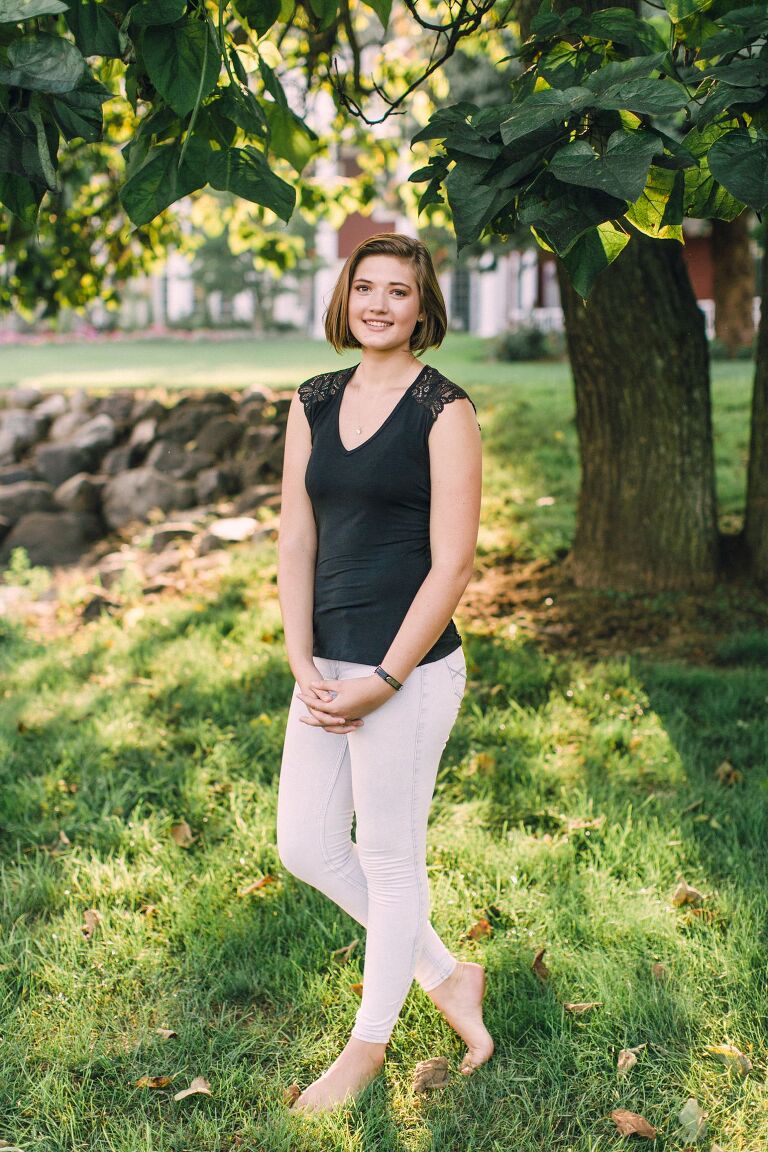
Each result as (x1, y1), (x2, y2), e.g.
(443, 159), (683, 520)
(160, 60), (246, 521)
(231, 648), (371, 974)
(744, 224), (768, 588)
(712, 214), (755, 353)
(558, 232), (719, 591)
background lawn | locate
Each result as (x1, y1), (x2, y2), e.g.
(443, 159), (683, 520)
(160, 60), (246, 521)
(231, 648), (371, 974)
(0, 337), (765, 1151)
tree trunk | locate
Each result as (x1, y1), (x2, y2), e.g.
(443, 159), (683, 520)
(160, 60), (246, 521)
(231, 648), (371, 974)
(712, 214), (755, 353)
(558, 232), (719, 591)
(744, 224), (768, 588)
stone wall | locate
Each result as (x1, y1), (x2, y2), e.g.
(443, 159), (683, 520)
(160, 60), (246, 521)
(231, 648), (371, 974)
(0, 385), (289, 568)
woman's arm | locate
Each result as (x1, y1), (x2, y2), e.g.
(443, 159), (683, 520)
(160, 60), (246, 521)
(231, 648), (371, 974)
(298, 397), (481, 724)
(277, 391), (318, 682)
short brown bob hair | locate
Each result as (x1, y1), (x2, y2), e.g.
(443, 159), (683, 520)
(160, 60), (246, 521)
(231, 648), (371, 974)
(324, 232), (447, 355)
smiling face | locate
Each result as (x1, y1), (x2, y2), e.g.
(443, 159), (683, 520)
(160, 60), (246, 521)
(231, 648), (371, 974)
(346, 254), (423, 354)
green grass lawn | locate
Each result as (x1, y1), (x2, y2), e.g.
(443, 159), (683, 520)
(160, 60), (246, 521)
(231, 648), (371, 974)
(0, 338), (765, 1150)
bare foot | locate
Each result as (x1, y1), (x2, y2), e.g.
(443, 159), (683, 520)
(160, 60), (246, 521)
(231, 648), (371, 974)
(427, 961), (494, 1074)
(291, 1037), (386, 1113)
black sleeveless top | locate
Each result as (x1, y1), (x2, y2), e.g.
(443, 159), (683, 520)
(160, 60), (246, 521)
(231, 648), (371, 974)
(299, 362), (479, 667)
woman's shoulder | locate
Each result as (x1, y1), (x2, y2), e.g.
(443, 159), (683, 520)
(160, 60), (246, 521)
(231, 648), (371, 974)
(297, 367), (347, 409)
(411, 364), (478, 422)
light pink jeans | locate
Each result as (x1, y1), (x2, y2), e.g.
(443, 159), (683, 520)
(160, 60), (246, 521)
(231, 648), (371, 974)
(276, 647), (467, 1043)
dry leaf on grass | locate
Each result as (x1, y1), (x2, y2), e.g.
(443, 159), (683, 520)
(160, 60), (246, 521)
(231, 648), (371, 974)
(672, 878), (705, 907)
(714, 760), (742, 786)
(565, 815), (606, 834)
(331, 939), (359, 964)
(532, 947), (549, 982)
(155, 1028), (177, 1040)
(413, 1057), (450, 1092)
(610, 1109), (657, 1138)
(139, 903), (157, 918)
(237, 875), (277, 897)
(705, 1043), (752, 1076)
(170, 821), (196, 848)
(81, 909), (102, 941)
(564, 1002), (602, 1014)
(651, 962), (669, 981)
(283, 1082), (302, 1107)
(467, 918), (492, 940)
(135, 1075), (172, 1089)
(617, 1044), (646, 1076)
(676, 1098), (707, 1142)
(350, 981), (363, 997)
(173, 1076), (212, 1102)
(0, 1142), (25, 1151)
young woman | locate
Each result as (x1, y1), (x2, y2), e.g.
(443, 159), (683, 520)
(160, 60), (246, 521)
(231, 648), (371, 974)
(276, 232), (492, 1113)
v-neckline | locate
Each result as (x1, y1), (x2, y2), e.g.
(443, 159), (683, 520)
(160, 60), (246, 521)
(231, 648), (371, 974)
(336, 362), (429, 455)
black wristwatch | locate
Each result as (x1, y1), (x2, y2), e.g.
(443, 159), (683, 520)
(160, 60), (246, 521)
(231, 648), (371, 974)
(374, 666), (403, 691)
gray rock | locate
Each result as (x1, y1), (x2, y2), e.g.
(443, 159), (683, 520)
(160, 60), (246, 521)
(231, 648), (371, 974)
(0, 510), (101, 567)
(132, 398), (167, 423)
(0, 464), (38, 485)
(0, 409), (45, 460)
(102, 467), (195, 530)
(49, 410), (84, 441)
(0, 515), (10, 542)
(197, 516), (270, 556)
(34, 392), (69, 420)
(150, 521), (199, 552)
(94, 392), (134, 424)
(234, 483), (281, 515)
(158, 402), (226, 444)
(6, 387), (43, 409)
(71, 413), (116, 454)
(145, 440), (216, 478)
(195, 465), (240, 505)
(129, 417), (157, 450)
(0, 480), (56, 523)
(34, 442), (94, 487)
(196, 415), (243, 457)
(54, 472), (105, 514)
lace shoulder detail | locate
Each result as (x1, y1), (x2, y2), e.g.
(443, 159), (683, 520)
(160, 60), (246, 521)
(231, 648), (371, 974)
(297, 370), (344, 408)
(411, 366), (478, 420)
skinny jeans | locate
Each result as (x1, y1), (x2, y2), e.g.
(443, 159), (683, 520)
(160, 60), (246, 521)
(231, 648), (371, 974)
(276, 647), (467, 1044)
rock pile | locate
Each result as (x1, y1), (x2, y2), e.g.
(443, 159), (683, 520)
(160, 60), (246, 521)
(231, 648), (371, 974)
(0, 385), (289, 568)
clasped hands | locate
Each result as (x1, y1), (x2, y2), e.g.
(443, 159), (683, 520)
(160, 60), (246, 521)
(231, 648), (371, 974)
(296, 668), (396, 735)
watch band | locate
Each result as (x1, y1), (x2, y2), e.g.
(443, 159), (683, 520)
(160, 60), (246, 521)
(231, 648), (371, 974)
(374, 665), (403, 691)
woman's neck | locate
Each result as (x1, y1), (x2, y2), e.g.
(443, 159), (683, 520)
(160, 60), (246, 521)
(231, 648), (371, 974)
(356, 348), (423, 388)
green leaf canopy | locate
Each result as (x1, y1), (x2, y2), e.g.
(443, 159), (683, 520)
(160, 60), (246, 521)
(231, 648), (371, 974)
(141, 20), (221, 118)
(549, 130), (660, 203)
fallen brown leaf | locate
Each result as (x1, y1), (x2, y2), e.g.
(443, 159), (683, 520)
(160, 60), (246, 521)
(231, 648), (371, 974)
(564, 1002), (602, 1014)
(651, 962), (669, 981)
(617, 1043), (646, 1076)
(139, 903), (157, 917)
(81, 908), (102, 941)
(135, 1075), (172, 1089)
(331, 938), (359, 964)
(413, 1056), (450, 1092)
(170, 821), (196, 848)
(565, 815), (606, 834)
(467, 918), (492, 940)
(532, 947), (549, 982)
(155, 1028), (177, 1040)
(283, 1082), (301, 1107)
(610, 1109), (657, 1138)
(173, 1075), (212, 1102)
(705, 1043), (752, 1076)
(237, 875), (277, 897)
(350, 981), (363, 997)
(672, 878), (704, 907)
(714, 760), (742, 786)
(676, 1097), (707, 1142)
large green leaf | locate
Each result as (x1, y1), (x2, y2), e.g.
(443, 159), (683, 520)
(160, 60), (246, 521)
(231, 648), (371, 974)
(445, 153), (513, 249)
(499, 87), (593, 146)
(442, 119), (501, 160)
(585, 8), (667, 53)
(663, 0), (714, 21)
(214, 85), (267, 137)
(411, 103), (480, 144)
(142, 20), (221, 118)
(624, 165), (684, 240)
(0, 0), (67, 17)
(263, 101), (318, 174)
(207, 145), (295, 220)
(590, 76), (689, 117)
(0, 109), (49, 184)
(129, 0), (186, 26)
(235, 0), (281, 36)
(518, 177), (626, 256)
(305, 0), (337, 30)
(52, 74), (110, 141)
(703, 57), (768, 88)
(560, 220), (630, 298)
(0, 170), (42, 223)
(692, 81), (765, 130)
(64, 1), (122, 57)
(0, 32), (85, 93)
(708, 128), (768, 211)
(120, 139), (210, 225)
(360, 0), (392, 29)
(549, 130), (660, 202)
